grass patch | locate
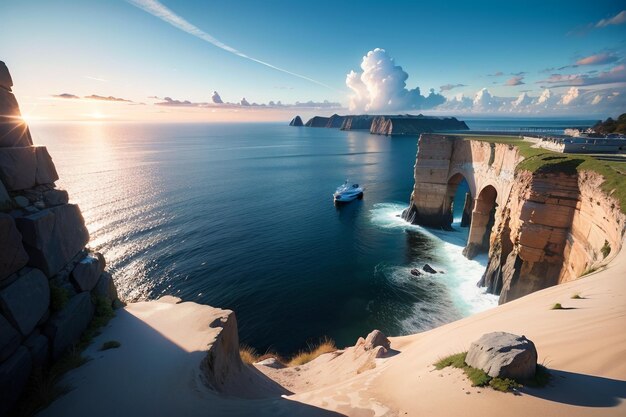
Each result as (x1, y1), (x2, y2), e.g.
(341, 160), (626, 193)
(288, 337), (337, 367)
(9, 296), (116, 417)
(455, 135), (626, 214)
(571, 293), (584, 299)
(601, 240), (611, 259)
(49, 285), (70, 313)
(239, 345), (258, 365)
(582, 267), (598, 276)
(100, 340), (121, 351)
(551, 303), (564, 310)
(434, 351), (549, 393)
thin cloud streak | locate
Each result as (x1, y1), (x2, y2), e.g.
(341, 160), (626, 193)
(126, 0), (334, 90)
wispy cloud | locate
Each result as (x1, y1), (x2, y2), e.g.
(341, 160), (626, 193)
(487, 71), (503, 77)
(52, 93), (80, 99)
(505, 76), (525, 86)
(576, 52), (619, 66)
(596, 10), (626, 28)
(84, 94), (133, 102)
(439, 83), (466, 92)
(83, 75), (108, 82)
(126, 0), (334, 90)
(154, 96), (342, 109)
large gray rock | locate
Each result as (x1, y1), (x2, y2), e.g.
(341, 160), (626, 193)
(0, 89), (33, 148)
(0, 146), (36, 190)
(92, 271), (118, 305)
(0, 268), (49, 335)
(16, 204), (89, 277)
(0, 313), (20, 362)
(0, 346), (32, 416)
(23, 330), (49, 369)
(43, 189), (68, 206)
(0, 213), (29, 282)
(364, 329), (391, 351)
(44, 292), (94, 359)
(35, 146), (59, 184)
(0, 179), (10, 208)
(465, 332), (538, 380)
(71, 254), (103, 292)
(0, 61), (13, 90)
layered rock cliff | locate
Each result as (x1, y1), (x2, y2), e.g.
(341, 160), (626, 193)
(405, 134), (625, 304)
(0, 62), (120, 414)
(300, 113), (468, 135)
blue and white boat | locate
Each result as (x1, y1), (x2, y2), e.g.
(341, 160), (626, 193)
(333, 181), (364, 203)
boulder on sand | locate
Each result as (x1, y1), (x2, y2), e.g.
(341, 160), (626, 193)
(465, 331), (538, 380)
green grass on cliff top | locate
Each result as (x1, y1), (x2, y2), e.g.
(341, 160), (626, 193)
(454, 135), (626, 214)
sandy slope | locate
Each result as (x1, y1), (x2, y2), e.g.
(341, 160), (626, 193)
(39, 244), (626, 417)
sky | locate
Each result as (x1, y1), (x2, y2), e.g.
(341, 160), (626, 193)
(1, 0), (625, 122)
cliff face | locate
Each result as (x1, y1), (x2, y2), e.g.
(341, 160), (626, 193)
(405, 134), (625, 304)
(0, 62), (119, 413)
(299, 114), (469, 134)
(482, 170), (626, 302)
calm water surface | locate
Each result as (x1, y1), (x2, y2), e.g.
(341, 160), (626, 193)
(32, 122), (496, 354)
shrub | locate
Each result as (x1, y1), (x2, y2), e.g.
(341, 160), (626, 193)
(601, 240), (611, 259)
(551, 303), (563, 310)
(239, 345), (258, 365)
(100, 341), (121, 351)
(571, 293), (583, 299)
(288, 337), (337, 367)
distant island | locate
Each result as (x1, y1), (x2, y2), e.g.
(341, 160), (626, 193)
(290, 114), (469, 136)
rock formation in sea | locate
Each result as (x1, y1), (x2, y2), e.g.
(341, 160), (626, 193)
(0, 61), (120, 414)
(288, 116), (303, 126)
(300, 113), (468, 135)
(403, 134), (625, 303)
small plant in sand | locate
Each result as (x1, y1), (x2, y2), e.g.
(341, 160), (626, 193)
(100, 341), (121, 351)
(434, 352), (549, 393)
(239, 345), (259, 365)
(551, 303), (564, 310)
(601, 240), (611, 259)
(288, 337), (337, 367)
(571, 293), (583, 299)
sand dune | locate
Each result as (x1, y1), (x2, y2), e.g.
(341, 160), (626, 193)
(40, 240), (626, 417)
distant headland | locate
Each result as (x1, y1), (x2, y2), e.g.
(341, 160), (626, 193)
(290, 114), (469, 136)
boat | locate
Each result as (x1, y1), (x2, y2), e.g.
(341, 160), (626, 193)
(333, 181), (364, 203)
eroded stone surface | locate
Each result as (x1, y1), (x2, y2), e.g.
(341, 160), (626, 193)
(44, 292), (94, 359)
(0, 268), (49, 335)
(0, 213), (28, 282)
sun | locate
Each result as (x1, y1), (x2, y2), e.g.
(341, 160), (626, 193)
(89, 111), (106, 119)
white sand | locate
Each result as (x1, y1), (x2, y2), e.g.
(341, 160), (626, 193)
(39, 243), (626, 417)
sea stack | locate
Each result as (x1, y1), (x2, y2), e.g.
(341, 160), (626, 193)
(289, 115), (303, 126)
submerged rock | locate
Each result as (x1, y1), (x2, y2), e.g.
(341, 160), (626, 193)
(423, 264), (437, 274)
(465, 332), (537, 380)
(410, 268), (422, 277)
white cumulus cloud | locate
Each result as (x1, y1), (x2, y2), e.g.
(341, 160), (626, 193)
(346, 48), (444, 112)
(559, 87), (580, 106)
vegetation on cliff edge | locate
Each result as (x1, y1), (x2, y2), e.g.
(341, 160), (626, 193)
(458, 135), (626, 214)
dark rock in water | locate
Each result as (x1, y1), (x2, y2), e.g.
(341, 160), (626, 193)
(341, 115), (375, 130)
(370, 114), (469, 136)
(0, 346), (31, 416)
(304, 116), (330, 127)
(410, 268), (422, 277)
(0, 268), (49, 335)
(423, 264), (437, 274)
(466, 332), (538, 380)
(289, 116), (303, 126)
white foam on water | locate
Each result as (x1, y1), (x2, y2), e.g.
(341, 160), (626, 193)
(370, 202), (499, 320)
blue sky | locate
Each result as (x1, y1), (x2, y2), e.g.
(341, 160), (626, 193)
(1, 0), (625, 121)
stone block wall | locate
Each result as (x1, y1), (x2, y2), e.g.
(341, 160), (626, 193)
(0, 61), (120, 414)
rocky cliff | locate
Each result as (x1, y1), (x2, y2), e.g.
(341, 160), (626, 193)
(300, 114), (468, 135)
(0, 61), (120, 414)
(288, 116), (303, 126)
(405, 134), (626, 304)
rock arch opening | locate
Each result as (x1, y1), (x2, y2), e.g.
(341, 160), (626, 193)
(443, 173), (473, 230)
(463, 185), (498, 259)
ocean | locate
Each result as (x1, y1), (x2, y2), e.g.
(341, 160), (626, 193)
(30, 120), (579, 354)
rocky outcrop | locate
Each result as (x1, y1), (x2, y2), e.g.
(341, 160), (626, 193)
(288, 116), (303, 126)
(406, 134), (626, 304)
(299, 114), (468, 134)
(0, 61), (120, 413)
(465, 332), (537, 380)
(370, 115), (468, 136)
(304, 116), (330, 127)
